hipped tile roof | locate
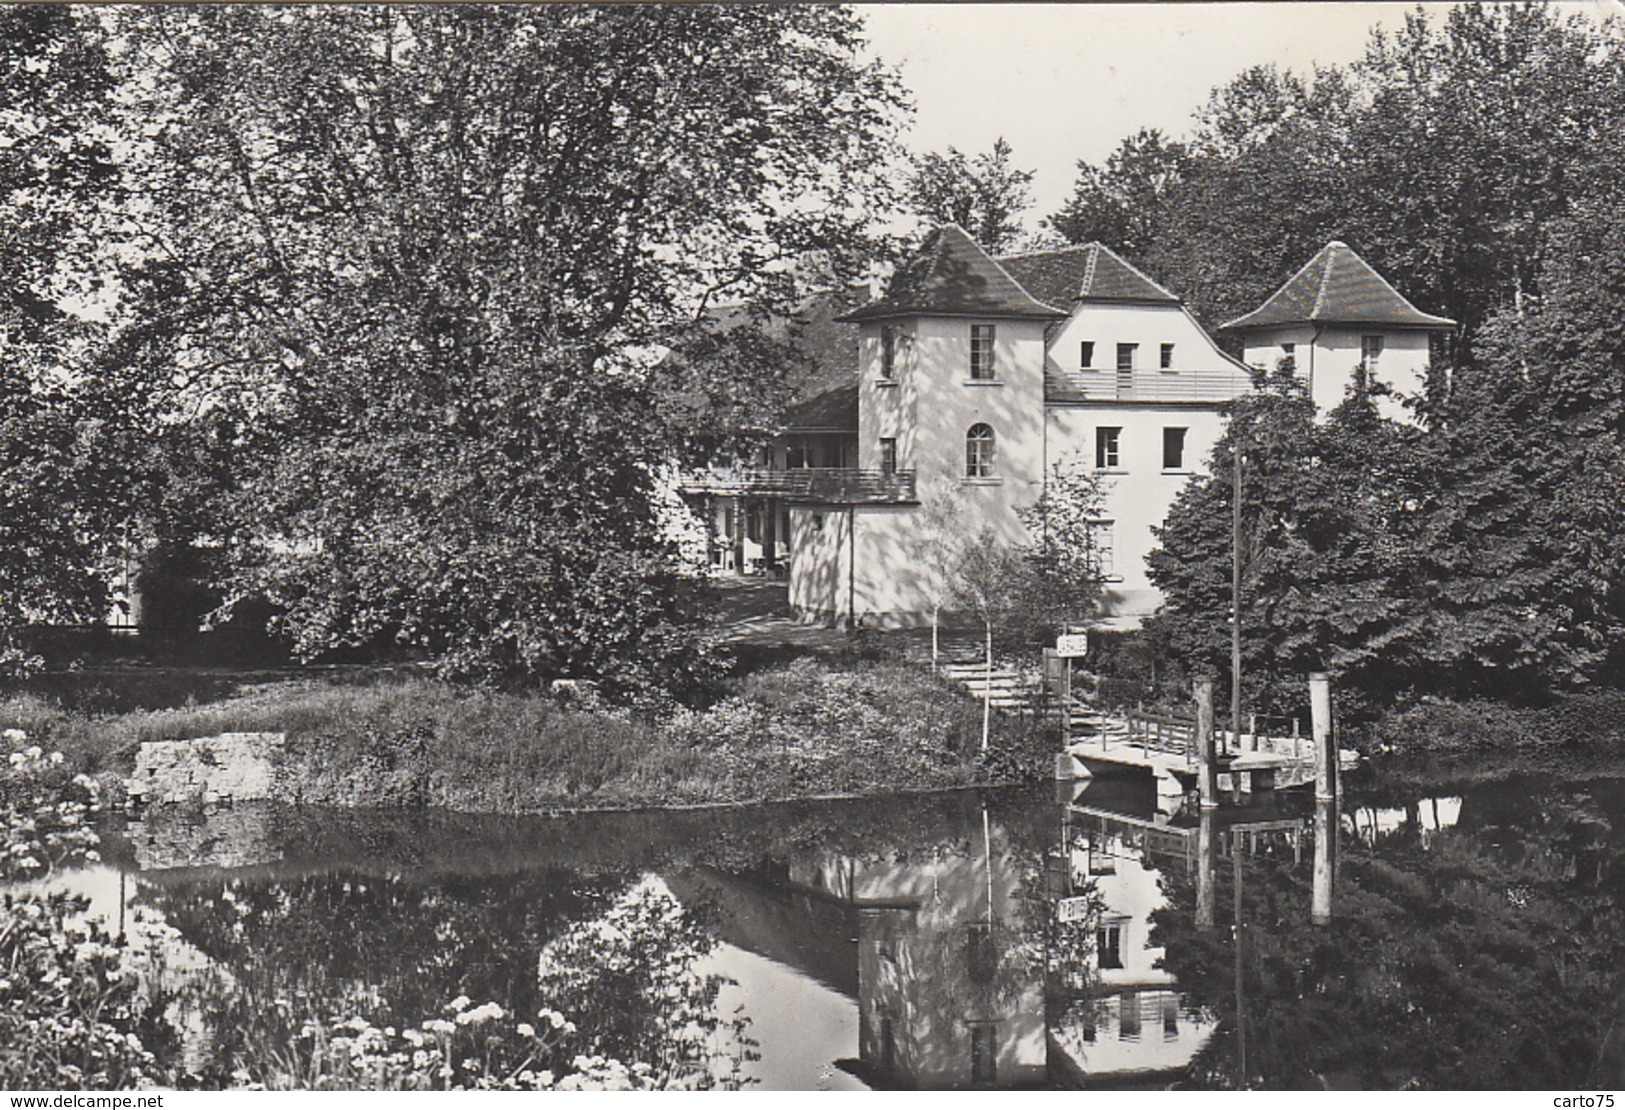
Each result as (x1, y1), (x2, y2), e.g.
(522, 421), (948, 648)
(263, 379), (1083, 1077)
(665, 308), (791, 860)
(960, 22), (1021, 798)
(998, 242), (1180, 306)
(782, 383), (857, 433)
(837, 224), (1066, 323)
(1220, 240), (1456, 331)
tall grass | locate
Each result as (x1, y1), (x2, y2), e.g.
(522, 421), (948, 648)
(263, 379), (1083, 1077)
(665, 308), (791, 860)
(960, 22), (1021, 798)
(0, 660), (1051, 815)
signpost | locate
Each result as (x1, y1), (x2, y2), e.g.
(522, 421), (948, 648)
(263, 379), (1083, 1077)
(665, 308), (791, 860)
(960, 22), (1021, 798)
(1054, 632), (1087, 745)
(1057, 895), (1093, 924)
(1054, 633), (1089, 658)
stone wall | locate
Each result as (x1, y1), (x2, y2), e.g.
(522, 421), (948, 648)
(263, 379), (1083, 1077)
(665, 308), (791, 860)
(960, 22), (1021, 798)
(127, 732), (283, 806)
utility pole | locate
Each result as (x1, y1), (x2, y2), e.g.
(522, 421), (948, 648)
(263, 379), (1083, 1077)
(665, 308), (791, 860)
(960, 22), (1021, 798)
(1231, 440), (1244, 754)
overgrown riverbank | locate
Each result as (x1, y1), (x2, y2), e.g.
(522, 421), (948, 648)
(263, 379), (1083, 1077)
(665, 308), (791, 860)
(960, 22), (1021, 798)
(0, 659), (1052, 815)
(1362, 689), (1625, 753)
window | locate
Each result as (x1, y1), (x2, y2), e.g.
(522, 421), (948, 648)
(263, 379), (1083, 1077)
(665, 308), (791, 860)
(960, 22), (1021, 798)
(1160, 342), (1175, 369)
(966, 922), (997, 984)
(970, 324), (997, 379)
(1162, 993), (1181, 1042)
(969, 1022), (997, 1084)
(1080, 340), (1095, 369)
(1118, 991), (1141, 1042)
(1095, 427), (1121, 470)
(966, 424), (996, 478)
(1116, 343), (1137, 371)
(1361, 334), (1384, 370)
(1281, 342), (1296, 356)
(880, 325), (898, 379)
(1097, 920), (1125, 970)
(879, 437), (897, 474)
(1162, 426), (1187, 471)
(1090, 520), (1115, 578)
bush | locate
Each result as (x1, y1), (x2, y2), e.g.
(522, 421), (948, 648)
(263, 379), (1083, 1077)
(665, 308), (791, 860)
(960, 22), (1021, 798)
(1, 736), (175, 1089)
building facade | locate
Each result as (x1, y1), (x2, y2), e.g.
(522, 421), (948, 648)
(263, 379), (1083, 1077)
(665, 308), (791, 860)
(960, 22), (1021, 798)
(697, 227), (1454, 630)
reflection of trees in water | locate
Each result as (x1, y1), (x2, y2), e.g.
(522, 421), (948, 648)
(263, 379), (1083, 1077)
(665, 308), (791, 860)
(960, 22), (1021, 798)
(1151, 777), (1623, 1089)
(538, 877), (755, 1089)
(141, 867), (750, 1087)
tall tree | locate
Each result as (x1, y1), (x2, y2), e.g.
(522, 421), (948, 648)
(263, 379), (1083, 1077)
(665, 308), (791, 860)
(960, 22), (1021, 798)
(0, 7), (124, 672)
(1049, 5), (1625, 339)
(906, 137), (1034, 254)
(1046, 128), (1191, 257)
(104, 5), (907, 696)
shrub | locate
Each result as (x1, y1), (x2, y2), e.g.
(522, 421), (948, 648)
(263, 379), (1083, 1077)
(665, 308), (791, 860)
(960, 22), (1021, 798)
(1, 734), (175, 1089)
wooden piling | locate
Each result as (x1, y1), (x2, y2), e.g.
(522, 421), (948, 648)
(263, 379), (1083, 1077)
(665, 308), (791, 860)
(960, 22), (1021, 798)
(1313, 795), (1335, 926)
(1195, 677), (1218, 809)
(1310, 672), (1336, 925)
(1196, 805), (1216, 928)
(1310, 672), (1335, 802)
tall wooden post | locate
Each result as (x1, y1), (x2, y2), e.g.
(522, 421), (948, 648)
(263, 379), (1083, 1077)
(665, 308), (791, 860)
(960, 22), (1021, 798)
(1310, 671), (1336, 926)
(1196, 804), (1216, 928)
(1195, 677), (1218, 810)
(1231, 444), (1245, 754)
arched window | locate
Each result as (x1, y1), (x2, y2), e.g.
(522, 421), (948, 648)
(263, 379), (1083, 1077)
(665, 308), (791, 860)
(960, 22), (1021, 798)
(966, 423), (996, 478)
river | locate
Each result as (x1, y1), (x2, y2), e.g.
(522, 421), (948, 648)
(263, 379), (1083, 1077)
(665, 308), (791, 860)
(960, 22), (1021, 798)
(39, 756), (1625, 1089)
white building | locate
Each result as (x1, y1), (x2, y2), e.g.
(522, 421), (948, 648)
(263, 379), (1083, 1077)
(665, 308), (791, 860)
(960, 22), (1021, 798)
(698, 227), (1454, 630)
(1221, 239), (1455, 423)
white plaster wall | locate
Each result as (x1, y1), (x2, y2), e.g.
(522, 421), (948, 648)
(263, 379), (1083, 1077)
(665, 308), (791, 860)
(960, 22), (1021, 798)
(1243, 324), (1435, 423)
(787, 506), (846, 622)
(1047, 301), (1234, 376)
(843, 316), (1049, 626)
(1046, 404), (1226, 618)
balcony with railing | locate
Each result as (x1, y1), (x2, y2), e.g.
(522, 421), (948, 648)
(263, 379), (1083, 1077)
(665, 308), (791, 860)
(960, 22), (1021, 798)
(1047, 366), (1254, 405)
(680, 466), (918, 505)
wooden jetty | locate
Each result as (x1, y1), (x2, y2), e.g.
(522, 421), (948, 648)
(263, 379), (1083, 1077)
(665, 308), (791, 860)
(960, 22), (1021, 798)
(1057, 676), (1358, 803)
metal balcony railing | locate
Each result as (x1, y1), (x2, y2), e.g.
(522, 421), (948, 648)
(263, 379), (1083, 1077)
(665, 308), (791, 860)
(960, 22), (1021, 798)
(680, 466), (917, 505)
(1049, 366), (1254, 404)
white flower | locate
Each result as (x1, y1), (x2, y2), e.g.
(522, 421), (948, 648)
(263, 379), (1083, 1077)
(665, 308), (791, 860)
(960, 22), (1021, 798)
(2, 728), (24, 744)
(449, 995), (471, 1012)
(454, 1002), (504, 1026)
(516, 1023), (535, 1038)
(7, 752), (23, 767)
(24, 745), (41, 760)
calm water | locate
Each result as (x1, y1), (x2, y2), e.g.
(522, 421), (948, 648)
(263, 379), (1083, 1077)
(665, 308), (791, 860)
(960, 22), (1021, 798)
(42, 757), (1625, 1089)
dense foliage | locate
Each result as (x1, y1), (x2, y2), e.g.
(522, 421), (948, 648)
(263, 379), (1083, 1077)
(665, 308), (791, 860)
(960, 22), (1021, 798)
(1146, 194), (1625, 716)
(1050, 4), (1625, 341)
(906, 137), (1035, 254)
(0, 8), (129, 673)
(1110, 6), (1625, 714)
(2, 6), (908, 695)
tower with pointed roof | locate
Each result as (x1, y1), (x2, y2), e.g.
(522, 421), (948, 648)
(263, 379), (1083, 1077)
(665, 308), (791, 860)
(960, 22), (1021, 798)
(1221, 241), (1455, 421)
(777, 226), (1254, 628)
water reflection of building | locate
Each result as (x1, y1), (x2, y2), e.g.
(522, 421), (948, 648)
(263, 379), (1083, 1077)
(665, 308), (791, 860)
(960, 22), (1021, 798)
(1047, 783), (1221, 1083)
(794, 809), (1047, 1089)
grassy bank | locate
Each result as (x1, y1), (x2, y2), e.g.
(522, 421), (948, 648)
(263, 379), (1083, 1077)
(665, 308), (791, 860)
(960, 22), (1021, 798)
(0, 659), (1051, 814)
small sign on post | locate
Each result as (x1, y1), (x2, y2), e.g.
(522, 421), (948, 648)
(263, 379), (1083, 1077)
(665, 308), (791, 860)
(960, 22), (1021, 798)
(1057, 895), (1093, 923)
(1055, 633), (1089, 658)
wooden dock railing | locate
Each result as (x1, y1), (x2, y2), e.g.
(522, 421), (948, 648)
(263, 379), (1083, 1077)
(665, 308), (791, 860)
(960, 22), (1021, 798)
(1115, 710), (1198, 764)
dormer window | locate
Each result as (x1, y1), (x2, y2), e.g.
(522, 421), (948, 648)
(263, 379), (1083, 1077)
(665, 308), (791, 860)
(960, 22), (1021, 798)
(970, 325), (996, 380)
